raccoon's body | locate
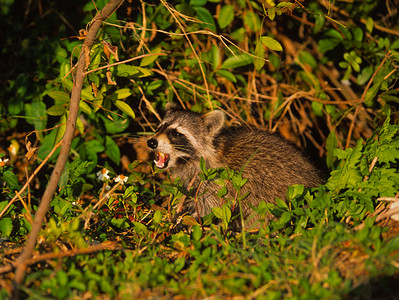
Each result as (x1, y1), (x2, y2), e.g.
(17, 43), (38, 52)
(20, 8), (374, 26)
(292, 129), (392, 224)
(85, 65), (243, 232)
(147, 105), (323, 229)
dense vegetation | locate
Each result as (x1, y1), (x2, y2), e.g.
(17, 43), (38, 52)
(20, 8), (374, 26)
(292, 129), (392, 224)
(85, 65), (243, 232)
(1, 0), (399, 298)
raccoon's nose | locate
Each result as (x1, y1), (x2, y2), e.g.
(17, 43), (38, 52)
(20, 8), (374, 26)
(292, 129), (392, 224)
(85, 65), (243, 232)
(147, 138), (158, 149)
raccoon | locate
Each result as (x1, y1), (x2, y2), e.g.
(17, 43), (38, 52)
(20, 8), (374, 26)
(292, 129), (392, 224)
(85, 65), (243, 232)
(147, 104), (323, 229)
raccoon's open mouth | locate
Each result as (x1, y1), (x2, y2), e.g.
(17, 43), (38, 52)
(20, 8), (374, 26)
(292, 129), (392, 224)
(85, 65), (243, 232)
(154, 152), (170, 169)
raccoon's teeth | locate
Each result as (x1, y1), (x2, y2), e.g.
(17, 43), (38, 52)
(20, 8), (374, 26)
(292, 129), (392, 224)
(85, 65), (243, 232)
(155, 152), (170, 169)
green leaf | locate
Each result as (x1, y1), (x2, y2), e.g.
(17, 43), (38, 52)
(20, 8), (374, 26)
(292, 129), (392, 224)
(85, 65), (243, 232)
(267, 7), (276, 21)
(47, 105), (66, 116)
(38, 128), (58, 161)
(194, 7), (216, 32)
(199, 157), (207, 179)
(114, 100), (135, 119)
(114, 88), (133, 100)
(365, 17), (374, 33)
(132, 221), (148, 234)
(279, 211), (291, 224)
(124, 186), (136, 200)
(140, 47), (162, 67)
(190, 0), (207, 5)
(380, 92), (399, 104)
(25, 102), (47, 131)
(2, 170), (19, 189)
(244, 11), (260, 32)
(134, 67), (153, 78)
(287, 185), (305, 200)
(153, 210), (163, 224)
(314, 15), (325, 33)
(261, 36), (283, 51)
(212, 204), (232, 228)
(47, 90), (70, 102)
(101, 114), (129, 134)
(218, 5), (234, 29)
(364, 81), (383, 107)
(318, 30), (343, 53)
(111, 218), (130, 229)
(353, 27), (363, 42)
(62, 78), (74, 93)
(0, 201), (7, 212)
(326, 130), (338, 169)
(56, 270), (68, 286)
(216, 70), (236, 82)
(298, 51), (317, 69)
(326, 139), (364, 192)
(254, 41), (265, 71)
(357, 65), (373, 86)
(79, 101), (92, 115)
(311, 101), (323, 117)
(81, 86), (94, 100)
(192, 225), (202, 241)
(105, 136), (121, 165)
(217, 186), (228, 198)
(55, 114), (67, 144)
(276, 197), (288, 209)
(116, 64), (140, 77)
(221, 54), (253, 69)
(210, 45), (221, 71)
(76, 116), (84, 134)
(231, 173), (247, 190)
(0, 218), (12, 237)
(86, 139), (105, 153)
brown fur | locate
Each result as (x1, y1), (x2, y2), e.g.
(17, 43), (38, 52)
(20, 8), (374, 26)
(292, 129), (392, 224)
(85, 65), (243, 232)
(147, 106), (323, 229)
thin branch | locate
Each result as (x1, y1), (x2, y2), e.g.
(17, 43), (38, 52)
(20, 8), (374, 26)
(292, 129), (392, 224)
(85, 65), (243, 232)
(12, 0), (124, 290)
(160, 0), (213, 110)
(0, 141), (62, 219)
(1, 242), (119, 275)
(345, 51), (391, 149)
(84, 52), (165, 75)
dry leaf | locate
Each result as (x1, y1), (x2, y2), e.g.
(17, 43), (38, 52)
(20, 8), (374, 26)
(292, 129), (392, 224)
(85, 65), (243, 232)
(182, 215), (200, 226)
(106, 71), (117, 85)
(103, 41), (119, 61)
(78, 29), (87, 40)
(91, 82), (98, 97)
(25, 141), (38, 160)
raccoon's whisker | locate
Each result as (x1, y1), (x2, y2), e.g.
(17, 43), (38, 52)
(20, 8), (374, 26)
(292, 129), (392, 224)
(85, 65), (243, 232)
(174, 145), (193, 152)
(176, 156), (192, 164)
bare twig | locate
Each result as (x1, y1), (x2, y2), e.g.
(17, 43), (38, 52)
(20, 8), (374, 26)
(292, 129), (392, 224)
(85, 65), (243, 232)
(159, 0), (213, 110)
(1, 242), (119, 275)
(84, 52), (165, 75)
(12, 0), (124, 290)
(0, 141), (62, 219)
(345, 51), (391, 149)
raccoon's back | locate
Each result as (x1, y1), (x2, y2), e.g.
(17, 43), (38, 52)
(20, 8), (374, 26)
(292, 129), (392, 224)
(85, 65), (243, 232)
(214, 127), (323, 198)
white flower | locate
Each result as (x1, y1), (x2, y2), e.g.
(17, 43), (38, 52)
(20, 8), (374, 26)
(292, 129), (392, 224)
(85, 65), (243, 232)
(0, 158), (9, 167)
(114, 174), (128, 184)
(97, 168), (110, 181)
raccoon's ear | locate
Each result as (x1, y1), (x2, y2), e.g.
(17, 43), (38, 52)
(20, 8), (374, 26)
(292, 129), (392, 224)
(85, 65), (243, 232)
(165, 103), (177, 111)
(203, 110), (225, 134)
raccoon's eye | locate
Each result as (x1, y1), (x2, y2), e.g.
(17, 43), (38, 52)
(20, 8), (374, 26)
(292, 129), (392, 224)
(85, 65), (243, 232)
(171, 129), (181, 137)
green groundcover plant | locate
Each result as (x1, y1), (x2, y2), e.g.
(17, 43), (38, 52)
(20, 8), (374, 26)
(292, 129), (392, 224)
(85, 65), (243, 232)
(1, 0), (399, 298)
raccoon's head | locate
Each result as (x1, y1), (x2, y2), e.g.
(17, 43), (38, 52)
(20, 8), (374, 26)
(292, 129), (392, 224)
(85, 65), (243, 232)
(147, 105), (225, 171)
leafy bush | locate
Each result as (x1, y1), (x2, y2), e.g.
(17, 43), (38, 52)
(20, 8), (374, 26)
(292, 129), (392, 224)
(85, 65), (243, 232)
(1, 0), (399, 298)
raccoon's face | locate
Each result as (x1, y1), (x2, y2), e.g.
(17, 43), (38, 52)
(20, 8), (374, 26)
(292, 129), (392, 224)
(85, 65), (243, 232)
(147, 107), (225, 170)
